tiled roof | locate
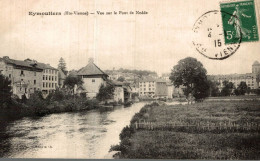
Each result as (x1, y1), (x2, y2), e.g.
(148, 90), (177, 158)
(139, 77), (168, 83)
(1, 57), (57, 71)
(138, 77), (156, 82)
(2, 57), (43, 70)
(77, 62), (107, 76)
(36, 62), (58, 70)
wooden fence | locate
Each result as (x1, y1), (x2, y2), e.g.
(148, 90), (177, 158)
(132, 121), (260, 132)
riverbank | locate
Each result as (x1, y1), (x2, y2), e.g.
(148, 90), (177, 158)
(111, 100), (260, 159)
(0, 89), (135, 117)
(0, 102), (148, 158)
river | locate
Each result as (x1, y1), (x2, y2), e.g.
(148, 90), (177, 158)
(0, 102), (148, 158)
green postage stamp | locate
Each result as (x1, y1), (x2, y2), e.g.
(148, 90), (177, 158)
(220, 0), (259, 44)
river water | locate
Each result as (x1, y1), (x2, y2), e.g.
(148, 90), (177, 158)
(0, 102), (148, 158)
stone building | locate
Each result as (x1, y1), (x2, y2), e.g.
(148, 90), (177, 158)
(39, 63), (59, 95)
(208, 73), (259, 90)
(77, 58), (108, 99)
(208, 61), (260, 90)
(0, 56), (58, 98)
(252, 61), (260, 75)
(138, 77), (156, 97)
(155, 79), (168, 98)
(0, 56), (43, 98)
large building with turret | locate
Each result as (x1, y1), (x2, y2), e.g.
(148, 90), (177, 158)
(208, 61), (260, 90)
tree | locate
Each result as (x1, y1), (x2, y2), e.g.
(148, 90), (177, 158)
(221, 81), (234, 96)
(256, 88), (260, 95)
(0, 75), (12, 106)
(235, 81), (248, 95)
(58, 57), (67, 71)
(46, 89), (66, 102)
(169, 57), (209, 101)
(96, 83), (115, 102)
(117, 76), (125, 82)
(238, 82), (247, 95)
(64, 75), (83, 93)
(208, 80), (220, 97)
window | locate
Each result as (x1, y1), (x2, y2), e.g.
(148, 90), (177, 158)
(20, 70), (24, 76)
(9, 74), (11, 78)
(92, 79), (95, 83)
(55, 76), (57, 81)
(43, 82), (45, 88)
(43, 75), (45, 80)
(49, 76), (51, 80)
(46, 83), (48, 88)
(52, 83), (54, 88)
(49, 83), (51, 88)
(52, 76), (54, 81)
(34, 80), (36, 85)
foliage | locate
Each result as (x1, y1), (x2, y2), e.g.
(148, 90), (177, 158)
(64, 75), (83, 90)
(46, 89), (66, 102)
(117, 76), (125, 82)
(58, 57), (67, 71)
(221, 81), (234, 96)
(96, 83), (115, 102)
(0, 74), (12, 106)
(234, 82), (248, 96)
(132, 93), (139, 99)
(26, 91), (46, 110)
(208, 80), (220, 97)
(169, 57), (209, 101)
(256, 89), (260, 95)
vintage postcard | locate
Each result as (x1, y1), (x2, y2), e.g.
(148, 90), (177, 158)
(0, 0), (260, 159)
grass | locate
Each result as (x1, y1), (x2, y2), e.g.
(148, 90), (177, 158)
(207, 95), (260, 100)
(114, 100), (260, 159)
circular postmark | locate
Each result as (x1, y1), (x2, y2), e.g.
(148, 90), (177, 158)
(192, 10), (242, 60)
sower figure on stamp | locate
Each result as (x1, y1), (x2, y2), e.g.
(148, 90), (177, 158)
(228, 5), (252, 39)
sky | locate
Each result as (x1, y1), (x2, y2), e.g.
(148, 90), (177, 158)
(0, 0), (260, 76)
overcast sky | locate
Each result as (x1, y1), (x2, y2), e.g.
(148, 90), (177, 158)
(0, 0), (260, 76)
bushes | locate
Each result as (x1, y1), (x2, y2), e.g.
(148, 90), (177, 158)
(46, 89), (66, 102)
(4, 90), (100, 116)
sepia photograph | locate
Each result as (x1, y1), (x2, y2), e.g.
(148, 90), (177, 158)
(0, 0), (260, 159)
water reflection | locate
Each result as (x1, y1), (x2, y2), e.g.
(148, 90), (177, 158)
(0, 102), (147, 158)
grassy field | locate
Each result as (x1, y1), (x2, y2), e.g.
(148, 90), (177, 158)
(115, 100), (260, 159)
(207, 95), (260, 100)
